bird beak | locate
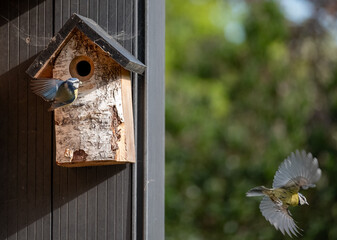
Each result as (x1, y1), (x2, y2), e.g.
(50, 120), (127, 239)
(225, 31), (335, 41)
(79, 81), (83, 85)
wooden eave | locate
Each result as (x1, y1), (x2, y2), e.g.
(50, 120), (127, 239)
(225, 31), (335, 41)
(26, 13), (146, 78)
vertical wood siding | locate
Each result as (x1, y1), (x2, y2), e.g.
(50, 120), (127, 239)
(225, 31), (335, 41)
(0, 0), (143, 239)
(0, 0), (54, 239)
(52, 0), (134, 239)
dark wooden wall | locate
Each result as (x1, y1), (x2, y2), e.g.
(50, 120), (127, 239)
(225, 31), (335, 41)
(0, 0), (164, 239)
(0, 0), (53, 239)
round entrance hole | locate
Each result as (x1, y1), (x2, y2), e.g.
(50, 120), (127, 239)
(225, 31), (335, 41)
(76, 60), (91, 77)
(69, 56), (94, 81)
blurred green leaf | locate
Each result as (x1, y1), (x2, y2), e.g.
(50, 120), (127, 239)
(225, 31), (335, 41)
(166, 0), (337, 239)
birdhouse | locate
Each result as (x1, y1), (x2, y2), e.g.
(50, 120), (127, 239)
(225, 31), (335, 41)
(26, 13), (146, 167)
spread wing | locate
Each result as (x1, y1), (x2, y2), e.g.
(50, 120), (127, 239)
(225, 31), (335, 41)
(30, 78), (64, 101)
(260, 196), (301, 238)
(272, 150), (321, 190)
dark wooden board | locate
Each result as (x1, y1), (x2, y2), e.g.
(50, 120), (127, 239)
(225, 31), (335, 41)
(144, 0), (166, 239)
(0, 0), (54, 239)
(51, 1), (134, 239)
(0, 0), (164, 239)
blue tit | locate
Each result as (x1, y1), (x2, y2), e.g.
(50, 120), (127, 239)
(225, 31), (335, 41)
(31, 77), (82, 111)
(246, 150), (321, 238)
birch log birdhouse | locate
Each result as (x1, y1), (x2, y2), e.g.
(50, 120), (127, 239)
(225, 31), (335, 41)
(26, 13), (146, 167)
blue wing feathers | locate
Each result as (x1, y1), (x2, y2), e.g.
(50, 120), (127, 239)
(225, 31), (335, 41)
(31, 77), (80, 111)
(30, 78), (63, 101)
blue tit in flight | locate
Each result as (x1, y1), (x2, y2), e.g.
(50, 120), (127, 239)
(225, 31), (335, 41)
(31, 77), (82, 111)
(246, 150), (321, 238)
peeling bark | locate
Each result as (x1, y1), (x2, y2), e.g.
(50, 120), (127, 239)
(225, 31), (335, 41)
(52, 30), (135, 167)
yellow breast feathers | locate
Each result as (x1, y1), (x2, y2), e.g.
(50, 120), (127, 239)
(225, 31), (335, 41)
(266, 188), (299, 206)
(74, 89), (78, 98)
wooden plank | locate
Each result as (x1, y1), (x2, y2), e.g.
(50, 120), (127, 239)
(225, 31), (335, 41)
(124, 0), (132, 52)
(60, 201), (69, 240)
(67, 168), (77, 240)
(70, 0), (78, 15)
(116, 166), (124, 240)
(87, 166), (97, 240)
(37, 1), (53, 239)
(98, 0), (108, 31)
(107, 0), (118, 36)
(35, 86), (44, 240)
(35, 72), (45, 240)
(134, 75), (145, 240)
(43, 1), (53, 237)
(124, 166), (132, 240)
(0, 0), (9, 238)
(18, 2), (29, 239)
(76, 168), (87, 240)
(107, 166), (117, 239)
(130, 0), (143, 239)
(79, 0), (88, 16)
(131, 3), (143, 239)
(89, 0), (98, 23)
(7, 3), (19, 239)
(52, 146), (61, 240)
(97, 167), (107, 240)
(117, 0), (125, 47)
(122, 69), (136, 163)
(43, 101), (52, 239)
(144, 0), (165, 239)
(54, 0), (62, 33)
(27, 1), (38, 238)
(0, 0), (9, 75)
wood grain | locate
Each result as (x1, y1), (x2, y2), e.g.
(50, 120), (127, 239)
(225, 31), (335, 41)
(51, 30), (135, 166)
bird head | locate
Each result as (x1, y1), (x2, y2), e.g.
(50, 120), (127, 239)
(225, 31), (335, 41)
(67, 78), (82, 89)
(298, 192), (309, 205)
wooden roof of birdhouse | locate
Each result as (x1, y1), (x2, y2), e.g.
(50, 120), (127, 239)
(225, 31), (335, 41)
(26, 13), (146, 78)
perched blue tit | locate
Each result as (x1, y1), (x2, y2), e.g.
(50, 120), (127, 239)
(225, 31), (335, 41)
(31, 77), (82, 111)
(246, 150), (321, 238)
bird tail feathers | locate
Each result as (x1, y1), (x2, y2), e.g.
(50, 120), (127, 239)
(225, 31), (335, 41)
(246, 186), (269, 197)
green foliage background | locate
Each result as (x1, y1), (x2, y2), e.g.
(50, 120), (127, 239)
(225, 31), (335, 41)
(165, 0), (337, 239)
